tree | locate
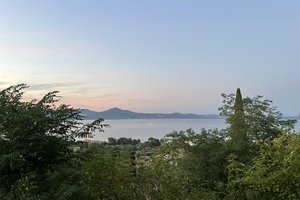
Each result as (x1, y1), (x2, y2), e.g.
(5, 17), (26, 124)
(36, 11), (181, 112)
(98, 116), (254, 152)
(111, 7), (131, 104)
(226, 88), (249, 159)
(107, 137), (117, 145)
(231, 89), (247, 143)
(219, 90), (295, 142)
(138, 145), (194, 200)
(159, 129), (228, 199)
(227, 132), (300, 200)
(140, 137), (161, 148)
(234, 88), (243, 113)
(81, 146), (140, 199)
(0, 84), (108, 198)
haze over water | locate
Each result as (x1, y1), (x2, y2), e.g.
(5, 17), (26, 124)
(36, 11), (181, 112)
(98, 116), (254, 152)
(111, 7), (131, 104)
(84, 118), (300, 142)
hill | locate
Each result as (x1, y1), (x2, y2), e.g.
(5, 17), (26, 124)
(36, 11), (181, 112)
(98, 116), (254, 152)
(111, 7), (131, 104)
(80, 107), (220, 120)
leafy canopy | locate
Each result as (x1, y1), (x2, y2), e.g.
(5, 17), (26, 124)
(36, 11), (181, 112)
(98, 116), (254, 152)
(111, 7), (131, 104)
(0, 84), (108, 198)
(219, 91), (296, 141)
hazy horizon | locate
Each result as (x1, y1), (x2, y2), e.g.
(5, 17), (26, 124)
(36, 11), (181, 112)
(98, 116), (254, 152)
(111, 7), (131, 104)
(83, 106), (220, 115)
(82, 107), (299, 117)
(1, 1), (299, 115)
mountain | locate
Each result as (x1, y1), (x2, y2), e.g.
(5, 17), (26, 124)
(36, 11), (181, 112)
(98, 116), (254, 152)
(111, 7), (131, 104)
(80, 107), (221, 120)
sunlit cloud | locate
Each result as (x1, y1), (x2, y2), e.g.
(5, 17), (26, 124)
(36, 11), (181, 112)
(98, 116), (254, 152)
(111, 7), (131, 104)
(30, 82), (84, 91)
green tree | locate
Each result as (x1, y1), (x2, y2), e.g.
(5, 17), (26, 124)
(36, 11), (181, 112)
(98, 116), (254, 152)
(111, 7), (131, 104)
(0, 84), (108, 199)
(107, 137), (117, 145)
(234, 88), (243, 113)
(140, 137), (161, 148)
(138, 146), (194, 200)
(231, 89), (247, 143)
(219, 90), (295, 142)
(159, 129), (228, 199)
(227, 131), (300, 200)
(227, 88), (249, 160)
(82, 146), (140, 200)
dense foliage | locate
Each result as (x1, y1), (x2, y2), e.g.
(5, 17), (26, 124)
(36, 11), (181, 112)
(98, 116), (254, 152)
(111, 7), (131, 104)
(0, 84), (108, 199)
(227, 133), (300, 200)
(0, 85), (299, 199)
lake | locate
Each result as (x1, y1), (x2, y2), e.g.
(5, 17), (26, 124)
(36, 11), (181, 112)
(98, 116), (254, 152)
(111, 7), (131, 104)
(83, 118), (300, 142)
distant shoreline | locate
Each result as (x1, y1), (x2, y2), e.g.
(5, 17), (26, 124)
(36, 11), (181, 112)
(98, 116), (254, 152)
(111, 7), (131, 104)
(84, 117), (225, 120)
(80, 108), (298, 120)
(80, 107), (222, 120)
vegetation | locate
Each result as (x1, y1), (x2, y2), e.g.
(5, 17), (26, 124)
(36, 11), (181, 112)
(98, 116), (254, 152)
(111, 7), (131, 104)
(0, 84), (299, 199)
(0, 84), (108, 199)
(227, 133), (300, 200)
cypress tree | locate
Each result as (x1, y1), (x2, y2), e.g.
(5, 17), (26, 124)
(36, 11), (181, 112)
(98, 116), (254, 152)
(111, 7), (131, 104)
(234, 88), (243, 114)
(230, 88), (248, 160)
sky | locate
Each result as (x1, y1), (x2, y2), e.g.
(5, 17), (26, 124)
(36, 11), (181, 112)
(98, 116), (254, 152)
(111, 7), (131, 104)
(0, 0), (299, 115)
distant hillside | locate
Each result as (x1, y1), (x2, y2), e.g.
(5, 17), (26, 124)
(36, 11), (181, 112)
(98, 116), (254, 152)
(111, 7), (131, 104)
(80, 107), (221, 120)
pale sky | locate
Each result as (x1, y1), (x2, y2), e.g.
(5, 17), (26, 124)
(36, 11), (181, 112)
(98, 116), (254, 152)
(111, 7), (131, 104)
(0, 0), (299, 115)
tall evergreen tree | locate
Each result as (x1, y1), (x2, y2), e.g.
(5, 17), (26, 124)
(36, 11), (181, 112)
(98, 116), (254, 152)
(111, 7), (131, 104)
(234, 88), (243, 114)
(220, 89), (296, 142)
(229, 88), (249, 160)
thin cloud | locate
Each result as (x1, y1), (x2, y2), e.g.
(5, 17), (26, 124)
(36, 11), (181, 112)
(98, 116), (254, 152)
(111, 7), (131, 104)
(0, 81), (9, 87)
(29, 82), (84, 91)
(124, 98), (157, 103)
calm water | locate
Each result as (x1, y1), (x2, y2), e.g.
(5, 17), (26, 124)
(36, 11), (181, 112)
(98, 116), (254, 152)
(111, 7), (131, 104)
(80, 119), (300, 141)
(83, 118), (300, 142)
(98, 119), (226, 142)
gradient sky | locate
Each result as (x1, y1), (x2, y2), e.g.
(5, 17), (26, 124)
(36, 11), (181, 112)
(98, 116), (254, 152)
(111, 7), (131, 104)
(0, 0), (299, 115)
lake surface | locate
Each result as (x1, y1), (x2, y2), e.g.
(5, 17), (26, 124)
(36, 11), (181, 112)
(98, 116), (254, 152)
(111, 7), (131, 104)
(83, 118), (300, 142)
